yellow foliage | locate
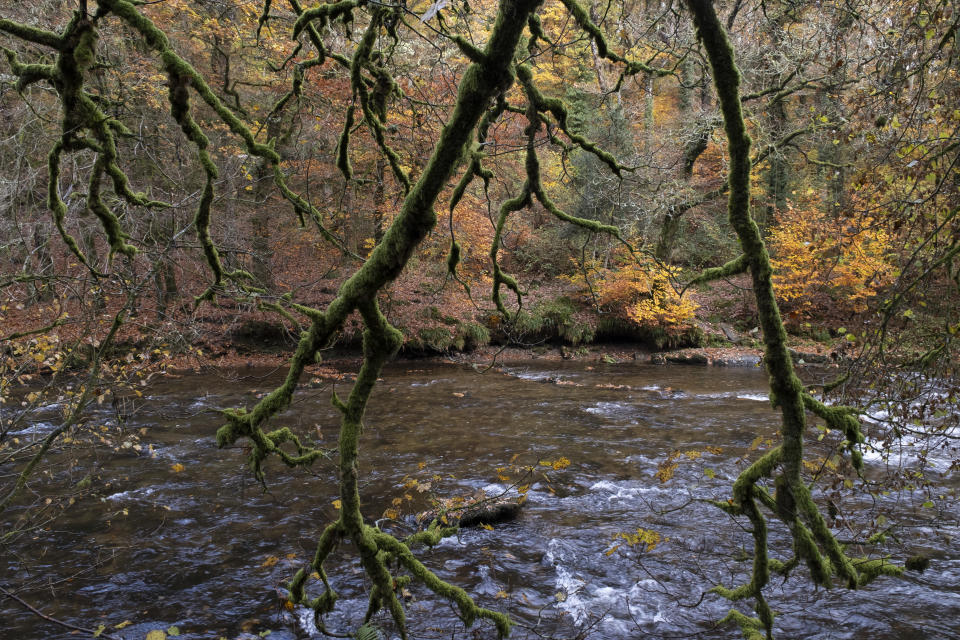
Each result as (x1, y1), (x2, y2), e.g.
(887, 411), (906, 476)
(569, 255), (697, 328)
(611, 527), (667, 553)
(260, 555), (279, 568)
(769, 204), (894, 318)
(655, 460), (678, 484)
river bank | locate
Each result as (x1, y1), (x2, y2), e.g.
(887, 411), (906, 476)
(162, 334), (841, 378)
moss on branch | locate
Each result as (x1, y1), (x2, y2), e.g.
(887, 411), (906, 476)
(557, 0), (671, 78)
(686, 0), (904, 636)
(684, 254), (748, 291)
(219, 2), (546, 636)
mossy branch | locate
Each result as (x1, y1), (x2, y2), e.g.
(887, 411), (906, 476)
(516, 64), (629, 177)
(223, 2), (545, 636)
(802, 393), (866, 471)
(374, 530), (512, 637)
(47, 140), (103, 275)
(292, 0), (357, 41)
(490, 186), (531, 316)
(3, 13), (175, 272)
(101, 0), (361, 289)
(557, 0), (671, 78)
(718, 609), (767, 640)
(0, 17), (64, 49)
(1, 47), (55, 89)
(256, 0), (274, 40)
(683, 254), (748, 293)
(489, 61), (636, 318)
(350, 11), (411, 193)
(337, 104), (356, 180)
(687, 0), (903, 636)
(450, 34), (487, 63)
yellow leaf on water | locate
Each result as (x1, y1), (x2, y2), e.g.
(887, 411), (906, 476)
(332, 499), (341, 510)
(481, 523), (493, 531)
(115, 620), (132, 629)
(261, 555), (279, 568)
(145, 631), (166, 640)
(170, 463), (185, 473)
(495, 590), (509, 599)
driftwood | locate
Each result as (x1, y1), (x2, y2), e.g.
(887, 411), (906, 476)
(413, 495), (523, 530)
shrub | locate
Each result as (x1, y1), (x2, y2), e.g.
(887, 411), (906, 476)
(769, 203), (894, 321)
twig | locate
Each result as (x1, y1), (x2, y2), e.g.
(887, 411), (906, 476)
(0, 585), (124, 639)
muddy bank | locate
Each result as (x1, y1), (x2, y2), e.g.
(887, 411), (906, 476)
(161, 338), (841, 378)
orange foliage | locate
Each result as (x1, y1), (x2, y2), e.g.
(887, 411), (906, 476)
(769, 203), (894, 319)
(570, 254), (697, 328)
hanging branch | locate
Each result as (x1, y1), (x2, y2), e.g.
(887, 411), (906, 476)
(216, 1), (546, 636)
(1, 12), (167, 274)
(684, 1), (902, 637)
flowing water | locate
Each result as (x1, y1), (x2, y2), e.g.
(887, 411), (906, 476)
(3, 361), (958, 639)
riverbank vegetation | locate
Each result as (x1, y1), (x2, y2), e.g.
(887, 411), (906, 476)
(1, 0), (958, 638)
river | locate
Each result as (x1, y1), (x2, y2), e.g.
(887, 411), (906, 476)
(3, 361), (958, 639)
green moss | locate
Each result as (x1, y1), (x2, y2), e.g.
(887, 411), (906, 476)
(718, 609), (768, 640)
(536, 297), (595, 344)
(685, 2), (904, 636)
(418, 326), (456, 352)
(685, 254), (748, 291)
(459, 322), (490, 350)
